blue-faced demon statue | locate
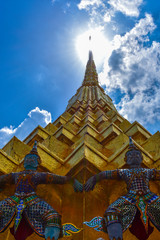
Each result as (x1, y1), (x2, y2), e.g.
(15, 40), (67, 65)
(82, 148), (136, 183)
(0, 141), (83, 240)
(85, 137), (160, 240)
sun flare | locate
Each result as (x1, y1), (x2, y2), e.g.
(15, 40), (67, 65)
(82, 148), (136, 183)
(76, 28), (110, 66)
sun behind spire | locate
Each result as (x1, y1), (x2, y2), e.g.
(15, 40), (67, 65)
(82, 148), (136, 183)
(76, 29), (108, 65)
(67, 32), (117, 110)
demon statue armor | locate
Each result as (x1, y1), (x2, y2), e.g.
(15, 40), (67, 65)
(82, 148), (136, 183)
(85, 137), (160, 240)
(0, 141), (83, 240)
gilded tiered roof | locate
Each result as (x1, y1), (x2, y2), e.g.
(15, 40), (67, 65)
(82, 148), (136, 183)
(0, 50), (160, 240)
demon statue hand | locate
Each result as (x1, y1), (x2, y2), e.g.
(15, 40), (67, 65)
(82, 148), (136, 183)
(85, 137), (160, 240)
(0, 141), (83, 240)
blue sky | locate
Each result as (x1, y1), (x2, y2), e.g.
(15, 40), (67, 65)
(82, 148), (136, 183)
(0, 0), (160, 147)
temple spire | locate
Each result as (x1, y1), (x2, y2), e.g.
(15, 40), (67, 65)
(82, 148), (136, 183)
(82, 36), (99, 86)
(88, 36), (93, 61)
(66, 35), (117, 111)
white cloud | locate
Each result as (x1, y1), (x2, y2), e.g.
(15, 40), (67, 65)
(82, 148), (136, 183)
(99, 14), (160, 131)
(104, 10), (114, 23)
(78, 0), (103, 10)
(28, 107), (51, 125)
(118, 88), (160, 125)
(108, 0), (143, 17)
(77, 0), (144, 24)
(0, 107), (52, 148)
(0, 126), (16, 135)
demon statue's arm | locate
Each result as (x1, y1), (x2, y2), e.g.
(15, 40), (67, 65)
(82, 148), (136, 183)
(151, 169), (160, 180)
(36, 172), (83, 192)
(0, 173), (15, 190)
(85, 170), (120, 192)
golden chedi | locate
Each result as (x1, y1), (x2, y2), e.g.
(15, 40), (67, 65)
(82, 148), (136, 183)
(0, 49), (160, 240)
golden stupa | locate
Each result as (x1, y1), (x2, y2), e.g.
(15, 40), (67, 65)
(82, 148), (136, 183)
(0, 48), (160, 240)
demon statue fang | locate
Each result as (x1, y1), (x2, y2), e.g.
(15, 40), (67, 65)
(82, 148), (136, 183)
(84, 137), (160, 240)
(0, 141), (83, 240)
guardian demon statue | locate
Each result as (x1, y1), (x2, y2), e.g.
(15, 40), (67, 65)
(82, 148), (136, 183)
(85, 137), (160, 240)
(0, 141), (83, 240)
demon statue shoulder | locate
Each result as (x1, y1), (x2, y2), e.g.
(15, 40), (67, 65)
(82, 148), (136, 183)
(85, 137), (160, 240)
(0, 141), (83, 240)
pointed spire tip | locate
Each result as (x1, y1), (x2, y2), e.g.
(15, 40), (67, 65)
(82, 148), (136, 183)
(89, 50), (93, 61)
